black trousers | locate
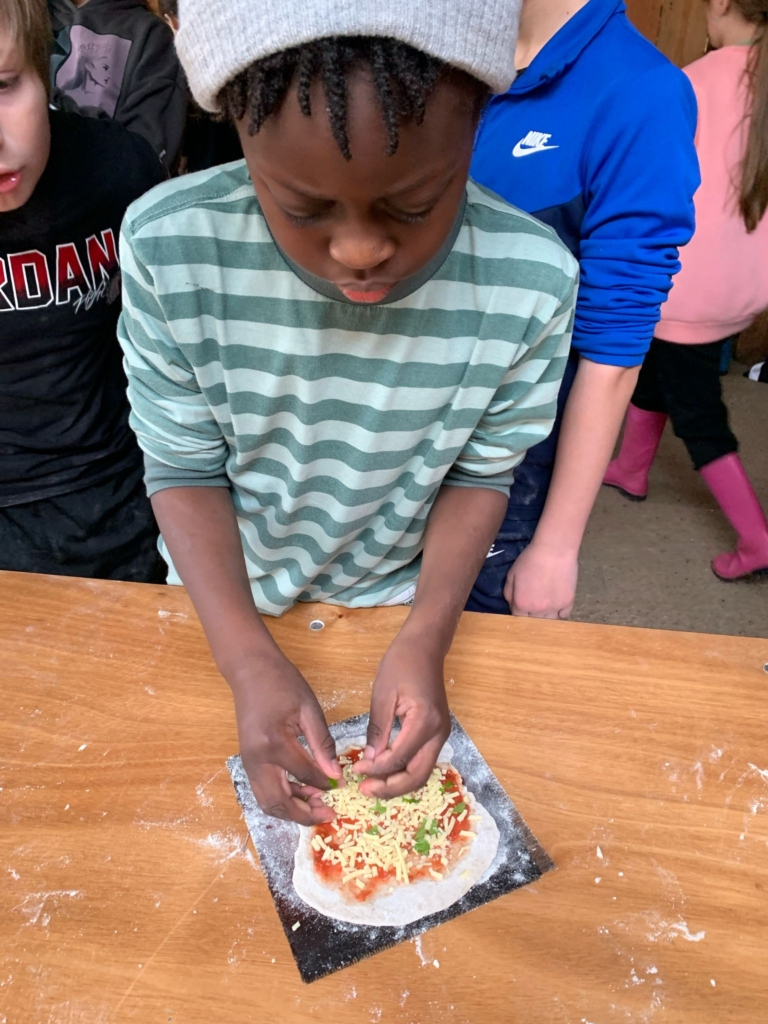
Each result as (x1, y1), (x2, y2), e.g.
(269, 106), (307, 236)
(631, 337), (738, 471)
(0, 462), (166, 583)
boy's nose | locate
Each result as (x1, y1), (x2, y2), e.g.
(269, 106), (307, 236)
(329, 231), (396, 271)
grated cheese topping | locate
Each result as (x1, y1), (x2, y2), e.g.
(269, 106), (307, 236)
(313, 752), (475, 894)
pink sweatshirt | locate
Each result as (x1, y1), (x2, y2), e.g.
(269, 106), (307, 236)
(657, 46), (768, 344)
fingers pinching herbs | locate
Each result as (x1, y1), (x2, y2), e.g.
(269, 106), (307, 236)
(247, 760), (335, 825)
(277, 734), (339, 792)
(299, 700), (343, 784)
(359, 723), (448, 798)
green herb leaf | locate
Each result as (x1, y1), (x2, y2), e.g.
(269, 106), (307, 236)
(451, 801), (466, 816)
(401, 796), (420, 804)
(440, 781), (455, 793)
(427, 819), (440, 836)
(366, 825), (379, 836)
(414, 819), (427, 842)
(413, 839), (430, 856)
(327, 777), (338, 789)
(373, 800), (387, 815)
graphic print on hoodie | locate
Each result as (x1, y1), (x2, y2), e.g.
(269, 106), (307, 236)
(49, 0), (186, 170)
(55, 24), (131, 118)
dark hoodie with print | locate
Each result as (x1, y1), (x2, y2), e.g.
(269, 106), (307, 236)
(49, 0), (186, 171)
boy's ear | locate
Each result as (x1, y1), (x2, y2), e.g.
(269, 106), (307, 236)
(711, 0), (732, 18)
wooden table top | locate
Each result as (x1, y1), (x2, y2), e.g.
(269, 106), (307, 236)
(1, 571), (766, 1024)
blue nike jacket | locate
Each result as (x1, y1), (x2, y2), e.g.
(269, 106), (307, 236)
(471, 0), (700, 368)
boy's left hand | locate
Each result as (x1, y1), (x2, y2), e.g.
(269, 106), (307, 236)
(356, 630), (450, 799)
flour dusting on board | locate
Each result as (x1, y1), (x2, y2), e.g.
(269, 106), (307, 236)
(227, 712), (553, 983)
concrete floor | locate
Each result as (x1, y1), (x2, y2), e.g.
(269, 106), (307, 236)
(575, 367), (768, 638)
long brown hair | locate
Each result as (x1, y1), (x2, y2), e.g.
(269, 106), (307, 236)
(734, 0), (768, 230)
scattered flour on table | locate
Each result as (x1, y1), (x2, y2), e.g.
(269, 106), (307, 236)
(196, 783), (213, 808)
(243, 845), (262, 873)
(134, 813), (191, 830)
(616, 911), (705, 943)
(138, 829), (253, 868)
(194, 831), (262, 871)
(158, 609), (188, 622)
(748, 795), (766, 816)
(413, 934), (430, 967)
(665, 921), (706, 942)
(13, 890), (83, 927)
(652, 861), (686, 909)
(198, 831), (241, 854)
(319, 689), (350, 712)
(195, 767), (225, 808)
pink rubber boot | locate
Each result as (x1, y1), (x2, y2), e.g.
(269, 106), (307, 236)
(603, 404), (668, 501)
(700, 453), (768, 580)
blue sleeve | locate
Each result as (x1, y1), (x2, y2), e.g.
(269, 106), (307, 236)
(574, 62), (699, 366)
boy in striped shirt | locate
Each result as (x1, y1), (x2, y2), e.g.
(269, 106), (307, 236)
(118, 0), (578, 824)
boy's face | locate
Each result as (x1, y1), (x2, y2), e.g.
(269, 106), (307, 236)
(238, 70), (479, 303)
(0, 30), (51, 214)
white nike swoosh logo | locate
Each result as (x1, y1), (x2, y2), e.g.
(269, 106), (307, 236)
(512, 142), (559, 158)
(486, 549), (507, 559)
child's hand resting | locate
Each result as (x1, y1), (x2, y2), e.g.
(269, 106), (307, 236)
(356, 629), (450, 798)
(230, 647), (343, 824)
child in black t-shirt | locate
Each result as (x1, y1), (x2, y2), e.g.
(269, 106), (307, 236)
(0, 0), (166, 582)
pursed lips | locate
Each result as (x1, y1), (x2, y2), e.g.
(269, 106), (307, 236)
(337, 282), (394, 303)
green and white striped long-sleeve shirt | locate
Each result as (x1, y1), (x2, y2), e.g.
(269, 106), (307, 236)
(118, 165), (578, 616)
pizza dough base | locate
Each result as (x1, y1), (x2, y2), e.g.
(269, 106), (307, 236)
(292, 736), (501, 926)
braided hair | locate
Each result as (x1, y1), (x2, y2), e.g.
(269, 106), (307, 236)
(218, 36), (488, 160)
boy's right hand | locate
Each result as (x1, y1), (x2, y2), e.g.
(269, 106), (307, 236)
(229, 648), (342, 825)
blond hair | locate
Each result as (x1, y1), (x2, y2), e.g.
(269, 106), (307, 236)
(0, 0), (52, 94)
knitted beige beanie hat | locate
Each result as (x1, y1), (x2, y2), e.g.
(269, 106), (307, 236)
(176, 0), (520, 113)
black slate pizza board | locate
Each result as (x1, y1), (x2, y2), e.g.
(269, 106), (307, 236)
(227, 712), (553, 983)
